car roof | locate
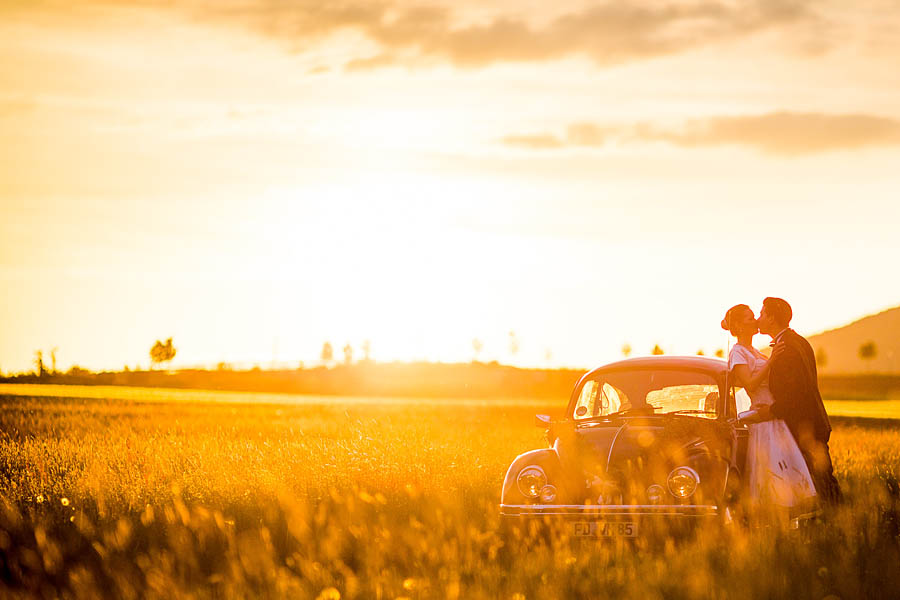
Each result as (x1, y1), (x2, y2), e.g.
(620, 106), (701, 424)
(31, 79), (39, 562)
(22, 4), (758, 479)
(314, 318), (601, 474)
(582, 355), (729, 378)
(568, 355), (731, 415)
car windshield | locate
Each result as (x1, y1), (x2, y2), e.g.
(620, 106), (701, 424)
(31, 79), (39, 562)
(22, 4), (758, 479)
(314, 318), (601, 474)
(573, 369), (719, 420)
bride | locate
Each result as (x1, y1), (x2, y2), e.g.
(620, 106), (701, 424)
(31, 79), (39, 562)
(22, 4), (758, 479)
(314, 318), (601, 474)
(721, 304), (817, 513)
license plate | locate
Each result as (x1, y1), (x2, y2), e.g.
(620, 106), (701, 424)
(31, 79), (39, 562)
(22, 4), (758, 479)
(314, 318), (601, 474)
(572, 521), (637, 537)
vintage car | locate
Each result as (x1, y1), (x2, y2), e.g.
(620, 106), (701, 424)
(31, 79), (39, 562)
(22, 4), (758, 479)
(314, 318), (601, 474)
(500, 356), (753, 537)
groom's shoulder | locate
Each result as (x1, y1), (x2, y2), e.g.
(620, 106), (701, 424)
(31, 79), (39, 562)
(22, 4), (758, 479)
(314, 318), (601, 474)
(785, 328), (806, 343)
(786, 329), (815, 354)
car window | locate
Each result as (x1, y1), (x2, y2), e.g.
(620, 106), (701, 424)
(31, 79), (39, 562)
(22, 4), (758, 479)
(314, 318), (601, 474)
(646, 384), (719, 418)
(574, 381), (627, 418)
(574, 369), (720, 419)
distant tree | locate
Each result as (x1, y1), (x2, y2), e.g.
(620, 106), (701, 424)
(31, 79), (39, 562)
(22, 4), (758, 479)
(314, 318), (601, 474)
(714, 348), (725, 358)
(150, 338), (176, 370)
(123, 365), (130, 372)
(859, 341), (877, 370)
(472, 338), (484, 362)
(67, 365), (90, 376)
(621, 343), (632, 358)
(342, 343), (353, 365)
(544, 348), (553, 364)
(508, 331), (519, 358)
(815, 347), (828, 369)
(50, 347), (58, 374)
(361, 340), (372, 362)
(34, 350), (45, 377)
(696, 349), (705, 356)
(651, 344), (664, 356)
(164, 339), (176, 366)
(320, 341), (334, 364)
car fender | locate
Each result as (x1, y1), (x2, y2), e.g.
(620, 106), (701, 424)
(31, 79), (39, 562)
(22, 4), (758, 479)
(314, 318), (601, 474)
(501, 448), (579, 505)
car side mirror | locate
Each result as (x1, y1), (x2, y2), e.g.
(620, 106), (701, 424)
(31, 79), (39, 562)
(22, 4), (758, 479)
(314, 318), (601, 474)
(737, 409), (763, 424)
(535, 414), (552, 428)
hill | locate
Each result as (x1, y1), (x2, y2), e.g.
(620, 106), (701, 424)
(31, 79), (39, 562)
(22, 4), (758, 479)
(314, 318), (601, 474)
(808, 305), (900, 375)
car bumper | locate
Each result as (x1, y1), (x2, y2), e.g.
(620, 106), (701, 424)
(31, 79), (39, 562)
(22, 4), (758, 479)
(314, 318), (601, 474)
(500, 504), (722, 538)
(499, 503), (719, 518)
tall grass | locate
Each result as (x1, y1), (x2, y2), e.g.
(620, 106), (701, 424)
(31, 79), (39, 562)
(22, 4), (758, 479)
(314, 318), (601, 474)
(1, 393), (898, 599)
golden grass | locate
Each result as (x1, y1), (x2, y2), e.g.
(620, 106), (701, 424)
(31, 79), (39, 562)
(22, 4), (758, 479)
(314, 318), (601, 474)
(1, 390), (899, 599)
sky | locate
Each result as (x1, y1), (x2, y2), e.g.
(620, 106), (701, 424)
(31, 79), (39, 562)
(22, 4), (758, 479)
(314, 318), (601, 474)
(2, 0), (900, 373)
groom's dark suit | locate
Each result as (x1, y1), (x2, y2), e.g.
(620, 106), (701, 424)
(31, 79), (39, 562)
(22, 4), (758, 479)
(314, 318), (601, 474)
(768, 329), (842, 505)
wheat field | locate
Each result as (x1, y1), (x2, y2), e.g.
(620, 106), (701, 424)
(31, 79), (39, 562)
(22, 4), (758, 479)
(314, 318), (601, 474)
(1, 389), (899, 599)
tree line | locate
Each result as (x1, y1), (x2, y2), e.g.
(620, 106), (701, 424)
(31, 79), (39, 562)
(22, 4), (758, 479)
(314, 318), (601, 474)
(8, 337), (881, 378)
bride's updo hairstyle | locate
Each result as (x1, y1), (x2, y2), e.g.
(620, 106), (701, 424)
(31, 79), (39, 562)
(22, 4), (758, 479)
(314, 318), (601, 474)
(721, 304), (750, 336)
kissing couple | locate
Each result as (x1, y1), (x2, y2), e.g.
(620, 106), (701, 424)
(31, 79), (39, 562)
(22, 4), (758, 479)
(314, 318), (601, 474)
(721, 297), (842, 512)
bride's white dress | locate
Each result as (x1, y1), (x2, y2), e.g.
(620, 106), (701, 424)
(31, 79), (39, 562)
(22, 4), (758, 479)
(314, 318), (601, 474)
(729, 343), (817, 507)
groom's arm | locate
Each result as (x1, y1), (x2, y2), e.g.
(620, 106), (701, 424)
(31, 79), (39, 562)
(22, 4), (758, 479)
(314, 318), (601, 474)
(768, 346), (805, 421)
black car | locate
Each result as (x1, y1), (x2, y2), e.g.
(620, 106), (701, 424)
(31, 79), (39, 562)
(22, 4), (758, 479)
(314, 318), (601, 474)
(500, 356), (751, 537)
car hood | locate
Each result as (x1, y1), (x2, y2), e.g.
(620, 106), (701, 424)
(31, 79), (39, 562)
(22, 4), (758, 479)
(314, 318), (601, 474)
(556, 416), (733, 498)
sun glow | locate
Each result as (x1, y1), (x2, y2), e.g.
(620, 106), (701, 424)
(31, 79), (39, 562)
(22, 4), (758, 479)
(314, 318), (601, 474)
(250, 177), (523, 364)
(2, 1), (900, 373)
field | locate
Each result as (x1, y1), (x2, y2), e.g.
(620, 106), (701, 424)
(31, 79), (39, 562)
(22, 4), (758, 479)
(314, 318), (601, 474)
(1, 386), (900, 599)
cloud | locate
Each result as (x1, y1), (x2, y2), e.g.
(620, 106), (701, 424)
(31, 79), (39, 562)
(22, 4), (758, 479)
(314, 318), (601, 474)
(566, 123), (616, 146)
(8, 0), (818, 69)
(653, 112), (900, 155)
(233, 0), (815, 68)
(0, 97), (37, 118)
(502, 112), (900, 155)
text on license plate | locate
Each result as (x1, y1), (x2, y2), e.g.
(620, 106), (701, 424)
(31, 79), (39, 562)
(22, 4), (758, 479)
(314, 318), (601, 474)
(572, 522), (637, 537)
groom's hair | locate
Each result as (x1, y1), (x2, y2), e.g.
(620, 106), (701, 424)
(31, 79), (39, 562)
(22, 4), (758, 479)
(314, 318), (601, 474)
(763, 297), (792, 327)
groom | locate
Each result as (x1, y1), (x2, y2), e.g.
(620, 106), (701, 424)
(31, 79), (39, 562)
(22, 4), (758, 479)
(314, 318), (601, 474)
(757, 297), (842, 505)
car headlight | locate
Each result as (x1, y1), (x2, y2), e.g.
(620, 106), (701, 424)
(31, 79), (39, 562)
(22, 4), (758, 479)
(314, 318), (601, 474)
(516, 466), (547, 498)
(646, 484), (665, 503)
(539, 484), (557, 503)
(667, 466), (699, 498)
